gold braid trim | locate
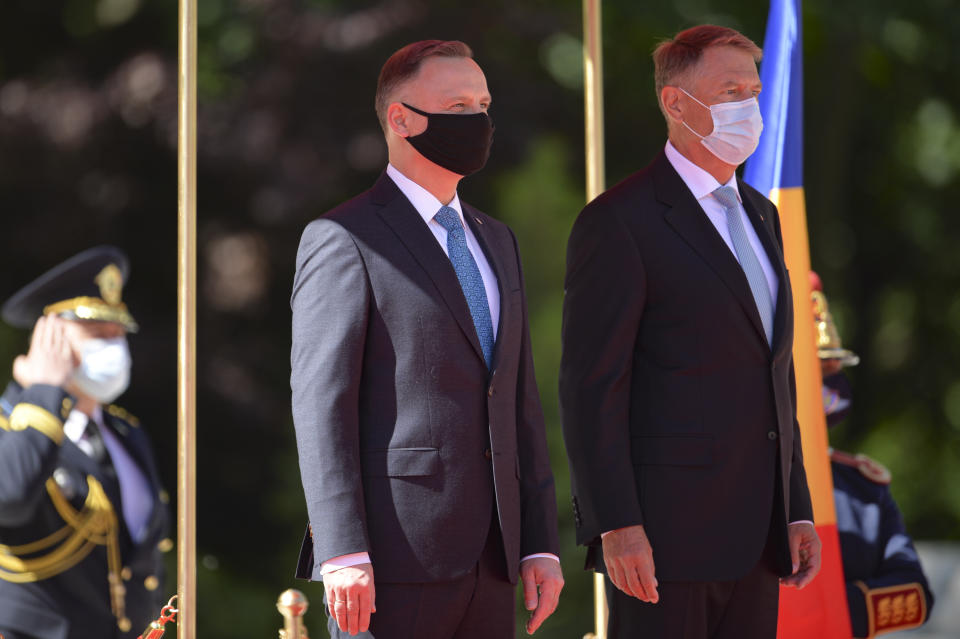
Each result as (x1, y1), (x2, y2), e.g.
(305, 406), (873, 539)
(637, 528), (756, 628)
(43, 297), (139, 333)
(8, 404), (64, 444)
(0, 476), (129, 631)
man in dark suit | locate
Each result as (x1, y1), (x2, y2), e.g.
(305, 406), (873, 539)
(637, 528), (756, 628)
(559, 25), (821, 638)
(290, 40), (562, 639)
(0, 246), (170, 639)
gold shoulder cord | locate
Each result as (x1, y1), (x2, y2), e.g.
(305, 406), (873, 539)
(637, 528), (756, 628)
(0, 476), (130, 631)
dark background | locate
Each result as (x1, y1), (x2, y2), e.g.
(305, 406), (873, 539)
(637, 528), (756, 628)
(1, 0), (958, 636)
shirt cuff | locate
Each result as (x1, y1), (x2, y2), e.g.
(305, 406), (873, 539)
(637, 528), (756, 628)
(789, 520), (814, 527)
(319, 552), (371, 575)
(520, 553), (560, 564)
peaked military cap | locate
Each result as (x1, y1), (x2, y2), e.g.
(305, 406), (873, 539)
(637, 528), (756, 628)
(1, 245), (138, 332)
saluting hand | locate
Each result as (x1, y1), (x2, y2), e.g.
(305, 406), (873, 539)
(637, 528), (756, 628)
(602, 524), (659, 603)
(520, 557), (564, 634)
(323, 562), (375, 636)
(12, 314), (75, 389)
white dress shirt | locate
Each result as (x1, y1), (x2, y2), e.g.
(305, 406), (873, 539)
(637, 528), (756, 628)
(320, 165), (556, 575)
(663, 141), (779, 306)
(386, 163), (500, 338)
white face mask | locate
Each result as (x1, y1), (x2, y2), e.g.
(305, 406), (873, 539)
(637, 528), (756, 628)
(679, 88), (763, 166)
(71, 337), (132, 404)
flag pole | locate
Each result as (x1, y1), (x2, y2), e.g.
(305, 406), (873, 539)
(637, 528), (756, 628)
(582, 1), (607, 637)
(583, 0), (606, 203)
(176, 0), (197, 636)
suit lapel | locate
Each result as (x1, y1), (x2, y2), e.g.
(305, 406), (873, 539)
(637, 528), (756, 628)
(463, 206), (509, 371)
(655, 154), (769, 346)
(738, 181), (791, 354)
(371, 174), (487, 365)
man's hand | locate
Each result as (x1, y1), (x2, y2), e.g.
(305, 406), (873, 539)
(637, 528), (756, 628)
(780, 522), (821, 589)
(12, 314), (75, 389)
(519, 557), (564, 635)
(323, 562), (375, 636)
(601, 525), (658, 603)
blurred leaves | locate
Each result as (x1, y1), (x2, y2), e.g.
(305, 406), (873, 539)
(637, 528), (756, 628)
(2, 0), (959, 636)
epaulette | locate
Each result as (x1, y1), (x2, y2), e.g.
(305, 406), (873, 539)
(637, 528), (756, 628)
(106, 404), (140, 428)
(830, 449), (892, 485)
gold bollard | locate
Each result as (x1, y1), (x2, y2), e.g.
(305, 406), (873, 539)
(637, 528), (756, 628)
(277, 589), (310, 639)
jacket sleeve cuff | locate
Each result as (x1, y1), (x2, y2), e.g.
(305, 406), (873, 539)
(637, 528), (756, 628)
(520, 553), (560, 564)
(855, 580), (927, 637)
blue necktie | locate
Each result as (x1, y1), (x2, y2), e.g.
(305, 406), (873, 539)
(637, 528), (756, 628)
(713, 186), (775, 346)
(434, 206), (495, 368)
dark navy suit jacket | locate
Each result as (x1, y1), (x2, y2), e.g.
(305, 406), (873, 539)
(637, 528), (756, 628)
(560, 151), (813, 582)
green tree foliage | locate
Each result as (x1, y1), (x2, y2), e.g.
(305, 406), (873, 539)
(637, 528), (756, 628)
(1, 0), (958, 636)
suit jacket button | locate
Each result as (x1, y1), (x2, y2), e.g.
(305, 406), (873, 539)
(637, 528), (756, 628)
(768, 431), (778, 440)
(487, 385), (494, 397)
(484, 448), (492, 460)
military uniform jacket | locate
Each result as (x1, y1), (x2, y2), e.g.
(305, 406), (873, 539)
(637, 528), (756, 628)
(0, 382), (169, 639)
(833, 456), (934, 638)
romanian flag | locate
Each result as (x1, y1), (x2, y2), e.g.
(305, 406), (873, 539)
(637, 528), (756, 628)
(743, 0), (852, 636)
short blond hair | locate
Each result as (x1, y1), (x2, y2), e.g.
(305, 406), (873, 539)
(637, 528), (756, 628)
(653, 25), (762, 100)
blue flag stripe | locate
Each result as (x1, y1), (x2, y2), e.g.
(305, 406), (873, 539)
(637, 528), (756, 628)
(744, 0), (804, 193)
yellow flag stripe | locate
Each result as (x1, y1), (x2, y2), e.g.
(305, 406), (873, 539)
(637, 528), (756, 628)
(770, 186), (837, 526)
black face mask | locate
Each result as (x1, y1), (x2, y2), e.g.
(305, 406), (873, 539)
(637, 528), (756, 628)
(402, 103), (494, 176)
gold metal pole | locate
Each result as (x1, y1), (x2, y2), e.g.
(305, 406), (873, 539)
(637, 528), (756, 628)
(177, 0), (197, 636)
(583, 0), (606, 203)
(277, 589), (311, 639)
(582, 1), (607, 638)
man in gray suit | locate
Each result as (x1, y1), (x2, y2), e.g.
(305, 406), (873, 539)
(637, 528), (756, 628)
(290, 40), (562, 638)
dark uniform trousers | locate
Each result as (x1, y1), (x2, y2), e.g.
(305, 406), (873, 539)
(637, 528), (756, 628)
(325, 511), (515, 639)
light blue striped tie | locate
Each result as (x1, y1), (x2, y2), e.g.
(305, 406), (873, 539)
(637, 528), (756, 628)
(713, 186), (774, 346)
(434, 206), (494, 368)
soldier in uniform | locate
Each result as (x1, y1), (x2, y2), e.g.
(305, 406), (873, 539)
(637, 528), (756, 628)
(0, 246), (170, 639)
(811, 272), (934, 638)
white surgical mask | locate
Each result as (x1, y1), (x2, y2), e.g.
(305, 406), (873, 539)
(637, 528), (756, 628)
(679, 88), (763, 166)
(71, 337), (131, 404)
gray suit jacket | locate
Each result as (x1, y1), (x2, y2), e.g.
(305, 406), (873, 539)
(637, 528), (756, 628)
(291, 172), (559, 584)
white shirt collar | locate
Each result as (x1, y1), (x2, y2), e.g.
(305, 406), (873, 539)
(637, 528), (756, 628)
(386, 164), (464, 226)
(63, 405), (104, 444)
(664, 140), (741, 204)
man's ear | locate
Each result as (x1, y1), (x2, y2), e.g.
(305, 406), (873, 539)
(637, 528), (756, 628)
(386, 102), (410, 137)
(660, 86), (684, 125)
